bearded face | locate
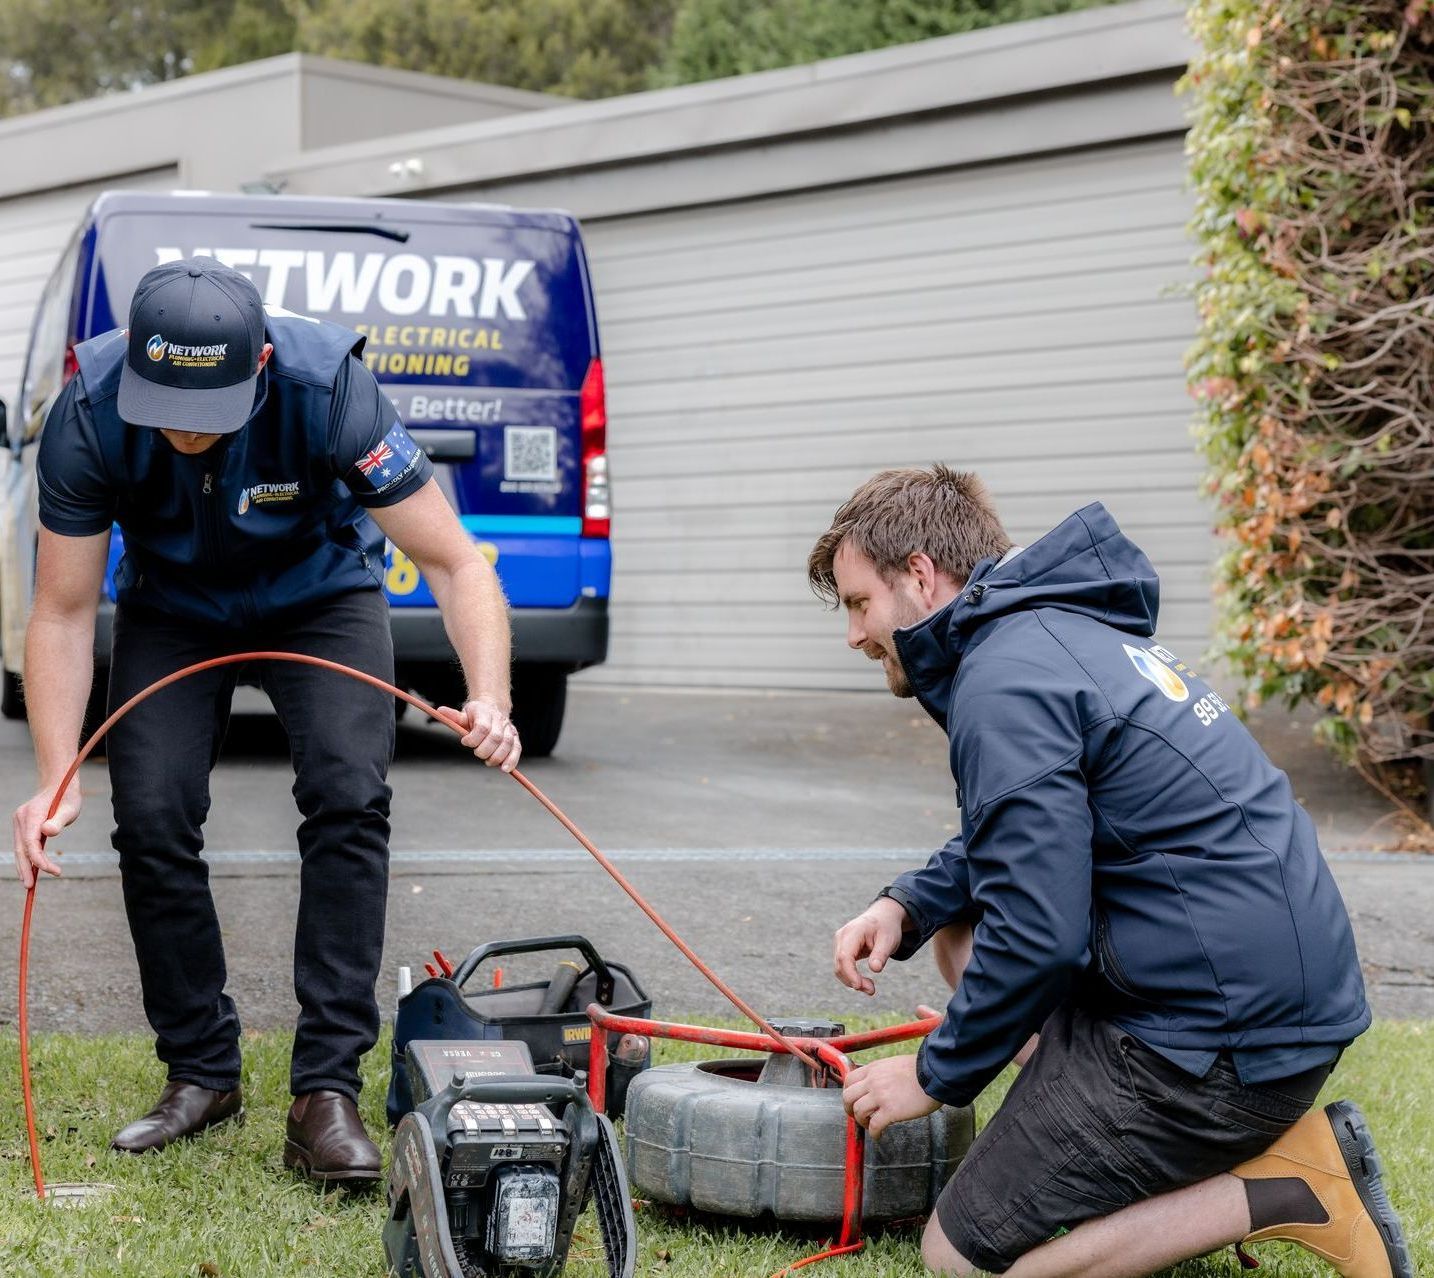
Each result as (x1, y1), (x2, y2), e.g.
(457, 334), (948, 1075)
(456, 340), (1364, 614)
(833, 541), (932, 698)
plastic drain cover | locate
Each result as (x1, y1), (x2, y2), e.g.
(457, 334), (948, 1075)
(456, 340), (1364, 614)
(39, 1183), (116, 1208)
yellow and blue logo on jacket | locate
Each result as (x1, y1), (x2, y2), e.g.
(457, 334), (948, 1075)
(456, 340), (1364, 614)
(1123, 644), (1190, 702)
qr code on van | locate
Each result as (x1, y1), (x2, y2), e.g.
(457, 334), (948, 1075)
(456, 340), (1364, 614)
(504, 426), (558, 482)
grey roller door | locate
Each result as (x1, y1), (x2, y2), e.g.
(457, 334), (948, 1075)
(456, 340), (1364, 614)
(580, 136), (1207, 689)
(0, 168), (179, 408)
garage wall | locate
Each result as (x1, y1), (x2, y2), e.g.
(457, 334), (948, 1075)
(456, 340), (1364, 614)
(0, 2), (1205, 695)
(299, 58), (565, 151)
(0, 168), (179, 412)
(575, 136), (1204, 688)
(260, 0), (1205, 692)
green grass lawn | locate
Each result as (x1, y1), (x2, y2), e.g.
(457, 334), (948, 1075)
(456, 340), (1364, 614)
(1, 1019), (1429, 1277)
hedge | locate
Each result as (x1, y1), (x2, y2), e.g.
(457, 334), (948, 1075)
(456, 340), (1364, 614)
(1182, 0), (1434, 818)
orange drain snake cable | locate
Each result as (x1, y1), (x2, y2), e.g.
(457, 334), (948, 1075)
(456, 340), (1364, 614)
(18, 650), (826, 1211)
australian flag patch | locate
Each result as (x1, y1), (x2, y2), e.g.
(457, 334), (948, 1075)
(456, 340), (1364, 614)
(349, 422), (424, 496)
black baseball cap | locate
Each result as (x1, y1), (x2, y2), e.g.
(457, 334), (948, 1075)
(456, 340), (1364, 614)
(117, 256), (266, 434)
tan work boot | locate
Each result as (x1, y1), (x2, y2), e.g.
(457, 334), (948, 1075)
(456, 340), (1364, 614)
(1233, 1100), (1411, 1278)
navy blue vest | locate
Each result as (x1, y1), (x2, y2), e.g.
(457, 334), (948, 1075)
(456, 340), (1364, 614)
(74, 315), (385, 628)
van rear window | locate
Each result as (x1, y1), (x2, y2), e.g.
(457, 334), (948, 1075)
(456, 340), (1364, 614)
(94, 211), (594, 392)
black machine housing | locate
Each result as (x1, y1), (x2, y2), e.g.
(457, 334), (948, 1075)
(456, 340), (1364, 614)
(384, 1038), (636, 1278)
(388, 936), (652, 1126)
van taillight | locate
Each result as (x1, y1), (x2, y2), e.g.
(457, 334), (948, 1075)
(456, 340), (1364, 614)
(580, 357), (609, 538)
(62, 345), (79, 386)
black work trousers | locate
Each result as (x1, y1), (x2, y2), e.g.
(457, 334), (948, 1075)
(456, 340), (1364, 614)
(106, 589), (396, 1102)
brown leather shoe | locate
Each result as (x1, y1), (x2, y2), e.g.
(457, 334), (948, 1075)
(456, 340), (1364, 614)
(283, 1090), (381, 1186)
(111, 1081), (243, 1154)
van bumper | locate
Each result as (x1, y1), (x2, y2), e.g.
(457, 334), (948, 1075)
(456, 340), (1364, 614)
(94, 596), (610, 671)
(392, 597), (609, 670)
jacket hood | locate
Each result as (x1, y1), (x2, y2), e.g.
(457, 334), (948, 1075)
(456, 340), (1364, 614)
(893, 502), (1160, 724)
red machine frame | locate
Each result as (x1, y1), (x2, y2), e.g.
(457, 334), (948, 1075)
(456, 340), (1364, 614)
(585, 1005), (942, 1272)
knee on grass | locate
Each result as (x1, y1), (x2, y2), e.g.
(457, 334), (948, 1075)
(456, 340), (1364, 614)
(921, 1213), (984, 1275)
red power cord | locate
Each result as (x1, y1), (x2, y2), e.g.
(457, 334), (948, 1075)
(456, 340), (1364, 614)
(586, 1009), (941, 1277)
(17, 650), (825, 1209)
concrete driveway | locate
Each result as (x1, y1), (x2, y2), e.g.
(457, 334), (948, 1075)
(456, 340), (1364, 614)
(2, 683), (1430, 1036)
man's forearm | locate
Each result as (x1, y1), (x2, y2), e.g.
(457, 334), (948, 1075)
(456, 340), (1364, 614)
(427, 553), (512, 709)
(24, 608), (98, 784)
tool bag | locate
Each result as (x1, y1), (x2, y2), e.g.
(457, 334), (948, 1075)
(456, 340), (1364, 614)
(387, 935), (652, 1126)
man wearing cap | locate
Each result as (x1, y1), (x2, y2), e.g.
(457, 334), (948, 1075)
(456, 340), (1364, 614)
(10, 257), (520, 1185)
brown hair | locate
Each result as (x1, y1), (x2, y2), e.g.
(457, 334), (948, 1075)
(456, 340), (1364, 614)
(807, 464), (1012, 604)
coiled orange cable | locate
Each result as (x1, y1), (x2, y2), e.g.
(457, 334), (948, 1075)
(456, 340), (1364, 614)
(18, 650), (822, 1201)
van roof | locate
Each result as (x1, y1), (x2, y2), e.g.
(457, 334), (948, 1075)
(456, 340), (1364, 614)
(86, 190), (581, 236)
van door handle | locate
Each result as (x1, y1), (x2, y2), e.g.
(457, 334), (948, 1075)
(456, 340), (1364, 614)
(409, 429), (477, 461)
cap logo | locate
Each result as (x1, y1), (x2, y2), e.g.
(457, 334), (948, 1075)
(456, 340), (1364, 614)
(144, 332), (230, 369)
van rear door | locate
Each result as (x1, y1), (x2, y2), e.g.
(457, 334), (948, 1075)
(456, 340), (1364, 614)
(90, 199), (609, 622)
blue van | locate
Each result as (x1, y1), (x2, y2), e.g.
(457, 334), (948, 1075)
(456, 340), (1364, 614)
(0, 192), (610, 755)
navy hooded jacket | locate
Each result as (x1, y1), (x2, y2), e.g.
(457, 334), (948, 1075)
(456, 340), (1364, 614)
(886, 503), (1369, 1109)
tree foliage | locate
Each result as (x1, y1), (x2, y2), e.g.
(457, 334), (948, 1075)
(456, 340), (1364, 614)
(653, 0), (1123, 85)
(0, 0), (674, 113)
(0, 0), (1121, 116)
(0, 0), (294, 115)
(291, 0), (677, 99)
(1182, 1), (1434, 799)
